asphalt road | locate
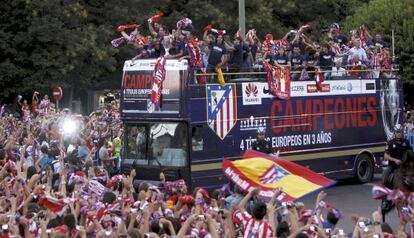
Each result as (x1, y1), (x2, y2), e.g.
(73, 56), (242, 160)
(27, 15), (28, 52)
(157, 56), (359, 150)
(296, 174), (400, 233)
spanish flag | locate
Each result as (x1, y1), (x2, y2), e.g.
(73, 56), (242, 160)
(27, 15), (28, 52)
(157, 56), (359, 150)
(222, 150), (335, 201)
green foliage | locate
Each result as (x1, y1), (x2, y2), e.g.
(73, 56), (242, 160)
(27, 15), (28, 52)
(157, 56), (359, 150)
(0, 0), (369, 98)
(343, 0), (414, 83)
(0, 0), (152, 97)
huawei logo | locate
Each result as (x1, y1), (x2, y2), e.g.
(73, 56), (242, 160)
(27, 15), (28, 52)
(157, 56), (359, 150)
(245, 83), (258, 97)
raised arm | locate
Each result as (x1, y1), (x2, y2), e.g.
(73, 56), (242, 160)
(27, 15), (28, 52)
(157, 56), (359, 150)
(239, 188), (257, 213)
(177, 214), (197, 238)
(206, 214), (220, 238)
(203, 30), (210, 43)
(148, 21), (158, 37)
(282, 30), (292, 40)
(314, 191), (327, 226)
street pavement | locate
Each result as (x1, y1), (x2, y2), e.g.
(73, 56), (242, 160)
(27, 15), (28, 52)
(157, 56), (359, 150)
(296, 174), (400, 233)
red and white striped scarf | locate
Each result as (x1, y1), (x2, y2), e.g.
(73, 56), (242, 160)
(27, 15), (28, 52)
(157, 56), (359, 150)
(264, 63), (291, 99)
(148, 12), (163, 24)
(383, 232), (397, 238)
(39, 195), (68, 215)
(148, 56), (167, 112)
(186, 39), (202, 68)
(274, 39), (289, 49)
(359, 29), (368, 48)
(315, 68), (324, 91)
(211, 28), (226, 35)
(381, 48), (392, 69)
(88, 179), (107, 197)
(370, 52), (382, 69)
(372, 184), (414, 207)
(163, 179), (187, 191)
(176, 18), (192, 30)
(59, 147), (66, 160)
(330, 42), (341, 56)
(246, 29), (256, 44)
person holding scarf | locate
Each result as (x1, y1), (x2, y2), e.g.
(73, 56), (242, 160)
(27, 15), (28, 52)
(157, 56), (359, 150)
(203, 26), (228, 83)
(179, 31), (206, 83)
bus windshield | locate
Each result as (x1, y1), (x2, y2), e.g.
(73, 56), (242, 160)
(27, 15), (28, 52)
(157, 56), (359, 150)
(123, 122), (188, 167)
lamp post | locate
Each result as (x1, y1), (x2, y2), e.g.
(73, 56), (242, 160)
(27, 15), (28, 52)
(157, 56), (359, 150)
(238, 0), (245, 37)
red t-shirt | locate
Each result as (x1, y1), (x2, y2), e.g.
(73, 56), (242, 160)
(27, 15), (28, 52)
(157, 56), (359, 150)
(31, 102), (38, 113)
(49, 130), (61, 140)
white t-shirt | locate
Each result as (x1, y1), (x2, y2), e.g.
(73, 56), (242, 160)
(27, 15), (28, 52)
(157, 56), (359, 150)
(67, 144), (76, 155)
(331, 66), (346, 77)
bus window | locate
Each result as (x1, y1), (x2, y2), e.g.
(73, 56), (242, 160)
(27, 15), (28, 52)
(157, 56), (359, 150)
(125, 125), (147, 165)
(124, 122), (188, 167)
(192, 126), (203, 151)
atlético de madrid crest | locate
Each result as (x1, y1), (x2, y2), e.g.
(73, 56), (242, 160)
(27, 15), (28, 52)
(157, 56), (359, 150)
(206, 84), (237, 140)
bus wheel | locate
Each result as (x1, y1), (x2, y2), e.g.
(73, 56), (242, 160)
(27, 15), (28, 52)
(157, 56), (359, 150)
(355, 154), (374, 183)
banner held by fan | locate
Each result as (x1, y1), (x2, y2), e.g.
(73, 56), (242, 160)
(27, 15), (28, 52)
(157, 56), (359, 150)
(315, 68), (324, 91)
(264, 63), (291, 100)
(148, 56), (167, 113)
(216, 67), (225, 86)
(222, 150), (335, 201)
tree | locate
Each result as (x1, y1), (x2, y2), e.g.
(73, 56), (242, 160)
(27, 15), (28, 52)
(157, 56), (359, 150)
(0, 0), (368, 101)
(0, 0), (154, 99)
(343, 0), (414, 83)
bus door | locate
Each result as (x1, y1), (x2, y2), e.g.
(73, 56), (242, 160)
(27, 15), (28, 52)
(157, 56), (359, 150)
(122, 121), (190, 185)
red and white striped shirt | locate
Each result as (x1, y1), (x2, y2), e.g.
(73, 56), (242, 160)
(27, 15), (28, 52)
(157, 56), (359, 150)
(235, 210), (274, 238)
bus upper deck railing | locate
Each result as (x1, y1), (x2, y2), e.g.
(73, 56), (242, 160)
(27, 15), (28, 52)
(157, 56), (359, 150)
(191, 67), (399, 84)
(194, 67), (398, 76)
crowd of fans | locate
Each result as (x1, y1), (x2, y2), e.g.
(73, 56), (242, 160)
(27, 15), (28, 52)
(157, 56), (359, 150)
(0, 91), (412, 237)
(114, 17), (394, 81)
(0, 15), (408, 238)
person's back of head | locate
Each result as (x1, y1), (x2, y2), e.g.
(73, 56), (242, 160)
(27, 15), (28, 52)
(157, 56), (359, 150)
(66, 182), (75, 194)
(98, 138), (105, 148)
(138, 181), (150, 192)
(150, 221), (162, 234)
(326, 210), (339, 226)
(0, 148), (5, 160)
(27, 166), (37, 179)
(211, 189), (221, 200)
(252, 201), (267, 220)
(63, 214), (76, 230)
(234, 185), (244, 195)
(276, 221), (290, 238)
(127, 228), (142, 238)
(381, 223), (393, 234)
(102, 191), (116, 204)
(47, 217), (63, 229)
(166, 217), (180, 236)
(40, 145), (49, 155)
(295, 233), (309, 238)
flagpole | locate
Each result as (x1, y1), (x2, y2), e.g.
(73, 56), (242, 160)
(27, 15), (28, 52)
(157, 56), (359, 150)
(391, 29), (395, 63)
(238, 0), (245, 37)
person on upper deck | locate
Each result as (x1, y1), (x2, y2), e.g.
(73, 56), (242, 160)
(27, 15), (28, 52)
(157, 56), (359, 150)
(203, 30), (227, 82)
(147, 40), (166, 59)
(273, 46), (290, 67)
(348, 39), (368, 64)
(290, 45), (305, 80)
(318, 43), (335, 80)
